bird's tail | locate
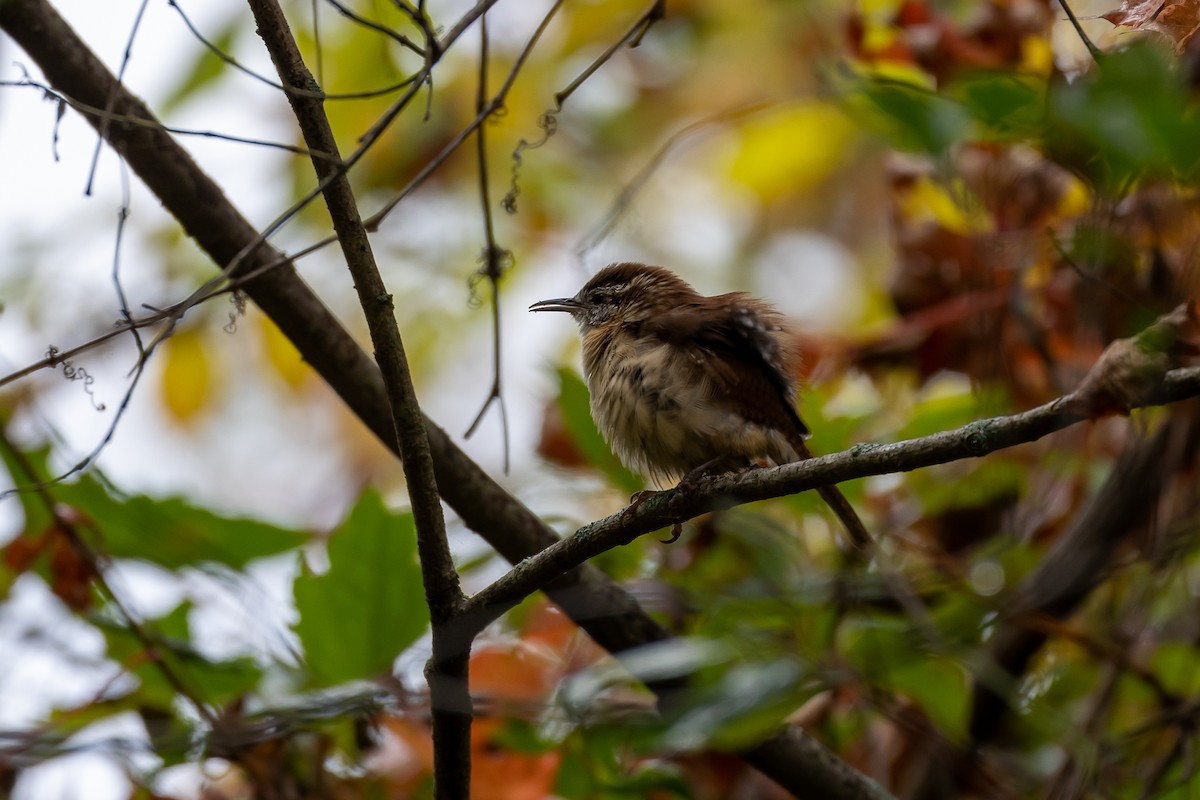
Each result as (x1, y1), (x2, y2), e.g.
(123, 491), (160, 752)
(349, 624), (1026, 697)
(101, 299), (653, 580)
(790, 437), (872, 550)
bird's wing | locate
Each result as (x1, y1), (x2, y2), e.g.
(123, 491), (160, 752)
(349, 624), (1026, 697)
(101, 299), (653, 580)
(638, 294), (809, 439)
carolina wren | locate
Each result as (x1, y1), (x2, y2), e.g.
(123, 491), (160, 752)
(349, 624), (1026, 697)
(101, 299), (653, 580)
(530, 262), (870, 548)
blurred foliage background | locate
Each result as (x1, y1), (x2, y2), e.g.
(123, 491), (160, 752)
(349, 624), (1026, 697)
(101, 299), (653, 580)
(2, 0), (1200, 797)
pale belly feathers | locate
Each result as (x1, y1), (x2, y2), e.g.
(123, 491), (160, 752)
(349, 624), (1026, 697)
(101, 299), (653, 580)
(584, 338), (796, 484)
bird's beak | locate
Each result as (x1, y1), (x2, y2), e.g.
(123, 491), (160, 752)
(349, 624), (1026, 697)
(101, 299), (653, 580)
(529, 297), (581, 313)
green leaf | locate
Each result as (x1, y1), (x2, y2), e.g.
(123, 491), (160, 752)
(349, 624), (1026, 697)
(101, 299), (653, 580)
(848, 80), (972, 155)
(55, 481), (308, 570)
(837, 613), (913, 680)
(893, 383), (1011, 442)
(555, 726), (682, 798)
(158, 13), (241, 115)
(659, 659), (807, 751)
(490, 719), (558, 755)
(0, 442), (54, 537)
(1047, 41), (1200, 186)
(555, 367), (642, 494)
(909, 457), (1024, 517)
(562, 639), (731, 713)
(98, 601), (262, 711)
(951, 72), (1044, 138)
(293, 489), (429, 687)
(1152, 641), (1200, 696)
(839, 614), (968, 740)
(889, 658), (969, 742)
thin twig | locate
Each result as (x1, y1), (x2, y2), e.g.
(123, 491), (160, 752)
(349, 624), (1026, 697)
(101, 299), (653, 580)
(112, 161), (144, 362)
(311, 0), (323, 85)
(168, 0), (419, 100)
(322, 0), (425, 56)
(0, 228), (350, 395)
(576, 99), (781, 259)
(1137, 730), (1188, 800)
(1046, 227), (1153, 314)
(553, 0), (664, 108)
(0, 339), (157, 502)
(1, 78), (334, 158)
(504, 0), (656, 213)
(364, 0), (564, 230)
(0, 0), (555, 481)
(85, 0), (149, 195)
(463, 13), (512, 471)
(1058, 0), (1104, 64)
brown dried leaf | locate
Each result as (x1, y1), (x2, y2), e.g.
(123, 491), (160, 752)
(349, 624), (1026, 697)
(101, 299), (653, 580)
(534, 400), (586, 469)
(1103, 0), (1166, 28)
(1157, 0), (1200, 47)
(48, 530), (96, 612)
(2, 533), (45, 574)
(1104, 0), (1200, 49)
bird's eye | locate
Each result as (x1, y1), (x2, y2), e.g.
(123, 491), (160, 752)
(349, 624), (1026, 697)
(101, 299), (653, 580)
(587, 289), (605, 304)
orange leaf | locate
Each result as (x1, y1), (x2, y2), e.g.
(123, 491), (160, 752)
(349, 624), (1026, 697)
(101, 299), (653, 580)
(471, 719), (561, 800)
(470, 640), (561, 705)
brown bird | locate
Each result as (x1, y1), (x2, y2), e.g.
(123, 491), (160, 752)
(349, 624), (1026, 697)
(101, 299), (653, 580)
(530, 262), (870, 548)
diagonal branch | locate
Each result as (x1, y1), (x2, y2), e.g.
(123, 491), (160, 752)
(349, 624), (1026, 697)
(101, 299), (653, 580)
(244, 1), (467, 795)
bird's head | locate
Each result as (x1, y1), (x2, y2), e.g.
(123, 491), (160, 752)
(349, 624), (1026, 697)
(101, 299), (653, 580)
(529, 262), (698, 331)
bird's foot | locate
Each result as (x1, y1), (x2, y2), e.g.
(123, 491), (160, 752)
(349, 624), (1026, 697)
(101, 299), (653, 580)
(620, 489), (661, 524)
(670, 455), (746, 508)
(619, 490), (685, 543)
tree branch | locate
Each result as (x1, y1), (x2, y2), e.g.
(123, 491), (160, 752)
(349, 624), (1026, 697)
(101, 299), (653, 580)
(462, 366), (1200, 630)
(244, 1), (467, 795)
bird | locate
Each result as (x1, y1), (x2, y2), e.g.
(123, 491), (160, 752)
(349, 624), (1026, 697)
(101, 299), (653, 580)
(530, 262), (870, 548)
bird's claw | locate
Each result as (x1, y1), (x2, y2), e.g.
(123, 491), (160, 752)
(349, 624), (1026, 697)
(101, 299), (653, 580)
(621, 490), (685, 543)
(659, 522), (684, 544)
(620, 489), (660, 523)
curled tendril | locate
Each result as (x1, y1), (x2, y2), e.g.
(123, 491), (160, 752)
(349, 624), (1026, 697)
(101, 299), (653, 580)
(224, 290), (247, 334)
(467, 245), (514, 308)
(502, 110), (559, 215)
(46, 346), (106, 411)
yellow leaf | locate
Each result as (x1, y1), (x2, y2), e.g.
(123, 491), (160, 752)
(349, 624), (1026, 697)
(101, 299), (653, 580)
(895, 176), (992, 235)
(160, 327), (213, 423)
(726, 103), (857, 200)
(1055, 174), (1091, 219)
(258, 314), (309, 389)
(844, 55), (937, 91)
(1019, 34), (1055, 76)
